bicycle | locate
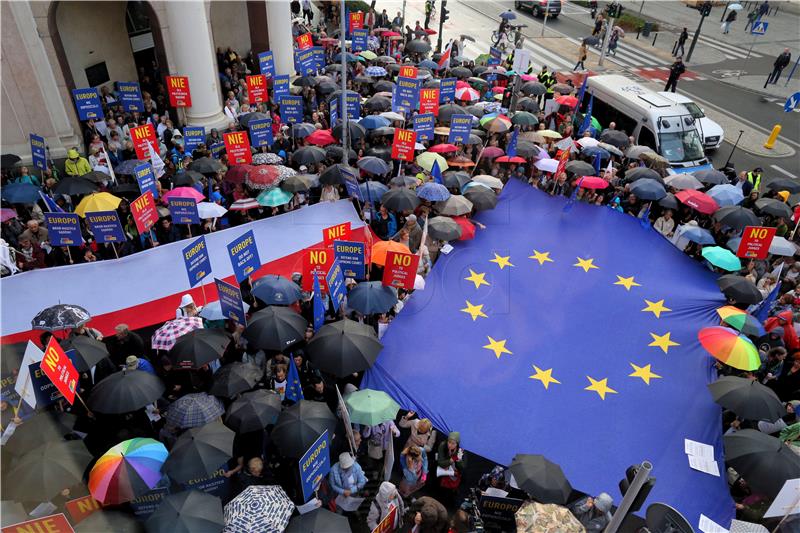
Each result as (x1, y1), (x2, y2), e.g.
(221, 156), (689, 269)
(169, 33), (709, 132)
(491, 24), (527, 51)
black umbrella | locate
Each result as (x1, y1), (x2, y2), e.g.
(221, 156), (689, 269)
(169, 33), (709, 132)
(423, 78), (440, 88)
(75, 511), (144, 533)
(599, 129), (630, 148)
(713, 206), (760, 232)
(327, 89), (361, 103)
(443, 171), (472, 190)
(54, 176), (99, 196)
(564, 160), (595, 177)
(521, 81), (546, 96)
(169, 329), (230, 369)
(755, 198), (793, 218)
(428, 216), (463, 241)
(88, 369), (165, 414)
(347, 282), (398, 315)
(465, 105), (485, 118)
(439, 103), (467, 125)
(466, 134), (483, 145)
(708, 376), (786, 421)
(252, 274), (303, 305)
(1, 342), (26, 375)
(306, 319), (383, 377)
(271, 400), (338, 458)
(508, 454), (573, 504)
(724, 429), (800, 497)
(365, 146), (392, 162)
(31, 304), (91, 331)
(173, 170), (205, 187)
(365, 96), (392, 112)
(114, 159), (146, 175)
(317, 80), (337, 95)
(325, 63), (344, 73)
(209, 362), (264, 398)
(6, 440), (91, 501)
(285, 507), (352, 533)
(353, 75), (373, 84)
(370, 127), (396, 138)
(112, 183), (142, 197)
(225, 389), (282, 433)
(60, 336), (109, 373)
(293, 146), (328, 166)
(3, 412), (76, 456)
(386, 63), (402, 73)
(293, 75), (318, 87)
(326, 146), (358, 162)
(767, 178), (800, 193)
(515, 141), (541, 159)
(238, 112), (269, 128)
(623, 167), (664, 184)
(658, 192), (679, 210)
(450, 66), (472, 78)
(390, 176), (418, 188)
(381, 188), (421, 212)
(516, 97), (540, 113)
(464, 187), (498, 211)
(80, 171), (112, 183)
(332, 121), (367, 142)
(1, 154), (21, 168)
(717, 274), (763, 304)
(281, 175), (311, 193)
(320, 164), (356, 185)
(373, 80), (396, 93)
(243, 306), (307, 351)
(163, 421), (234, 483)
(630, 179), (667, 201)
(2, 501), (30, 528)
(291, 123), (317, 138)
(189, 157), (223, 174)
(146, 490), (224, 533)
(583, 35), (601, 45)
(693, 169), (727, 186)
(406, 39), (432, 54)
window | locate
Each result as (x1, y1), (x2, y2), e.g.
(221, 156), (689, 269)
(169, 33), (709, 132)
(683, 102), (705, 119)
(85, 62), (110, 87)
(658, 130), (705, 163)
(126, 1), (152, 36)
(638, 126), (656, 149)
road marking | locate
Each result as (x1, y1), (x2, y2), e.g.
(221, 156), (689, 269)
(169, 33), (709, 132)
(770, 165), (798, 179)
(696, 34), (763, 59)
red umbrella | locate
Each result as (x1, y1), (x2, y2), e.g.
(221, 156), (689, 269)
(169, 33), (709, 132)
(306, 129), (336, 146)
(482, 146), (505, 159)
(456, 80), (471, 89)
(676, 190), (719, 215)
(424, 28), (437, 35)
(380, 31), (400, 36)
(428, 144), (459, 153)
(245, 166), (281, 190)
(555, 95), (579, 107)
(575, 176), (609, 190)
(496, 155), (526, 164)
(453, 216), (476, 240)
(224, 165), (254, 184)
(492, 86), (505, 94)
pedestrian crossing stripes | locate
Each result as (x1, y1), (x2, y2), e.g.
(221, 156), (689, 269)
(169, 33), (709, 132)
(461, 36), (575, 72)
(563, 36), (671, 70)
(695, 33), (763, 60)
(634, 66), (708, 82)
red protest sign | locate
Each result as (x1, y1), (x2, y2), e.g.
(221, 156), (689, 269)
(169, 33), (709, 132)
(398, 65), (418, 79)
(131, 191), (158, 234)
(391, 129), (416, 162)
(296, 33), (313, 50)
(349, 11), (364, 31)
(65, 496), (101, 524)
(42, 337), (78, 405)
(419, 88), (440, 116)
(383, 251), (420, 289)
(323, 222), (352, 246)
(166, 76), (192, 107)
(224, 131), (252, 165)
(303, 248), (334, 291)
(2, 514), (75, 533)
(737, 226), (777, 259)
(370, 503), (397, 533)
(247, 75), (269, 104)
(131, 123), (157, 161)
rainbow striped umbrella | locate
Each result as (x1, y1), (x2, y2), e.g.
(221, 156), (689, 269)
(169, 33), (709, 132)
(698, 326), (761, 371)
(89, 438), (168, 505)
(716, 306), (766, 337)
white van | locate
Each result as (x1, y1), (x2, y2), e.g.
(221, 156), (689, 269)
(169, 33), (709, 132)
(585, 75), (713, 175)
(657, 92), (724, 151)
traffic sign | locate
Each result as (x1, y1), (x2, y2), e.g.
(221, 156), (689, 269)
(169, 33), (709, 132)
(785, 92), (800, 113)
(750, 20), (768, 35)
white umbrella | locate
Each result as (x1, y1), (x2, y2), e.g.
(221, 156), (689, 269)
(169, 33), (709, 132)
(197, 201), (228, 219)
(380, 111), (405, 121)
(728, 3), (744, 10)
(577, 137), (600, 148)
(414, 275), (426, 290)
(535, 159), (559, 173)
(768, 237), (798, 256)
(473, 175), (504, 189)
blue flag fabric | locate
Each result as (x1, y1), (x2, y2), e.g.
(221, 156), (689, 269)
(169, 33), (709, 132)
(562, 176), (584, 213)
(575, 75), (588, 112)
(285, 355), (305, 403)
(593, 154), (602, 176)
(39, 191), (64, 213)
(312, 274), (325, 332)
(579, 93), (594, 136)
(363, 179), (733, 526)
(752, 272), (782, 322)
(431, 160), (444, 186)
(506, 127), (519, 158)
(639, 202), (652, 229)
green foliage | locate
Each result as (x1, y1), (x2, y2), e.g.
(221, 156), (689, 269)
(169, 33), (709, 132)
(616, 12), (660, 32)
(345, 0), (371, 13)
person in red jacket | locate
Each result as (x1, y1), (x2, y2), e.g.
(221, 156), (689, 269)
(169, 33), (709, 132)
(16, 236), (46, 271)
(765, 310), (799, 352)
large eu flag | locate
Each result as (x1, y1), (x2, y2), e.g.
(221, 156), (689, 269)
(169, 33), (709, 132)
(363, 180), (734, 526)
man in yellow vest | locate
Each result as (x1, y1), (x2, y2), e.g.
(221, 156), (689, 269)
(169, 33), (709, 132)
(746, 167), (762, 192)
(538, 66), (556, 106)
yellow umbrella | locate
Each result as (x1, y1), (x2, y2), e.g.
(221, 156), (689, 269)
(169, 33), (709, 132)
(416, 152), (449, 172)
(358, 50), (378, 60)
(538, 130), (562, 139)
(433, 127), (450, 136)
(75, 192), (122, 218)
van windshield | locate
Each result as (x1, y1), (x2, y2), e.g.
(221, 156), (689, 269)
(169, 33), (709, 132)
(659, 130), (705, 163)
(683, 102), (704, 119)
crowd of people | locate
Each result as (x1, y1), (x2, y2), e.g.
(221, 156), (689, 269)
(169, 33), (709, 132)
(1, 1), (799, 532)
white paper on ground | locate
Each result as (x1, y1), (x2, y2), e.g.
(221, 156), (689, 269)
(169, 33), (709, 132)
(28, 502), (57, 519)
(684, 438), (715, 459)
(698, 513), (729, 533)
(335, 494), (364, 512)
(440, 243), (454, 255)
(688, 455), (720, 477)
(763, 478), (800, 518)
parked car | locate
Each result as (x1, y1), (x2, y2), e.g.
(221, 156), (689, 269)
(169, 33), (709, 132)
(515, 0), (561, 18)
(658, 92), (724, 151)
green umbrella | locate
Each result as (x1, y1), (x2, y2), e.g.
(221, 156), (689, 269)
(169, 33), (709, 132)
(590, 116), (602, 131)
(344, 389), (401, 426)
(701, 246), (742, 272)
(475, 54), (490, 66)
(257, 188), (293, 207)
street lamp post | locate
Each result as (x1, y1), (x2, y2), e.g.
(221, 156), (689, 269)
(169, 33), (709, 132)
(686, 1), (712, 63)
(339, 0), (348, 165)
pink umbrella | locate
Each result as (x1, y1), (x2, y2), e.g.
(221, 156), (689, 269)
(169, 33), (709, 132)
(520, 74), (538, 81)
(1, 208), (17, 222)
(162, 187), (204, 203)
(496, 155), (526, 163)
(491, 87), (505, 94)
(427, 144), (458, 153)
(676, 190), (719, 215)
(456, 80), (471, 89)
(575, 176), (609, 190)
(482, 147), (505, 159)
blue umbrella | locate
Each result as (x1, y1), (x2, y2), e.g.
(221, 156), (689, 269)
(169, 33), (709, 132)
(359, 181), (389, 201)
(334, 52), (359, 63)
(114, 159), (146, 175)
(200, 300), (251, 321)
(500, 10), (517, 19)
(356, 156), (390, 175)
(1, 183), (40, 204)
(418, 60), (439, 70)
(366, 66), (388, 77)
(417, 182), (452, 202)
(252, 275), (303, 305)
(166, 393), (225, 429)
(581, 146), (611, 161)
(359, 116), (391, 130)
(347, 282), (398, 314)
(676, 224), (716, 245)
(630, 179), (667, 201)
(708, 184), (744, 207)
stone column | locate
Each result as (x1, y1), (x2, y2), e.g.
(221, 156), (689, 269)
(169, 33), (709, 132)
(265, 0), (294, 75)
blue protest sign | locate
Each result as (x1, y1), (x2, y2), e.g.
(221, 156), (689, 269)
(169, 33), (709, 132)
(295, 48), (317, 76)
(785, 91), (800, 113)
(180, 463), (230, 499)
(181, 236), (211, 287)
(311, 47), (326, 72)
(352, 28), (369, 52)
(168, 197), (200, 225)
(214, 278), (247, 326)
(134, 162), (159, 199)
(334, 240), (365, 279)
(489, 46), (502, 66)
(326, 260), (347, 313)
(413, 113), (435, 142)
(28, 362), (62, 407)
(345, 93), (362, 120)
(273, 75), (290, 103)
(85, 211), (126, 244)
(130, 485), (170, 519)
(280, 95), (304, 124)
(448, 114), (473, 144)
(330, 97), (339, 125)
(248, 118), (274, 147)
(45, 212), (82, 246)
(299, 430), (331, 502)
(340, 166), (363, 201)
(117, 81), (144, 112)
(227, 230), (261, 282)
(258, 51), (276, 78)
(30, 133), (47, 171)
(183, 126), (205, 153)
(72, 88), (104, 120)
(394, 76), (421, 113)
(485, 73), (497, 82)
(210, 142), (225, 159)
(439, 78), (457, 103)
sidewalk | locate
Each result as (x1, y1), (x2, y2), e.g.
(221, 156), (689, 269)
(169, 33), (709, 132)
(717, 73), (800, 101)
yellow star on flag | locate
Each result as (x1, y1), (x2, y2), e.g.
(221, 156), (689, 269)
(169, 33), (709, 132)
(464, 269), (490, 289)
(483, 336), (512, 359)
(490, 253), (514, 269)
(529, 365), (561, 390)
(629, 363), (662, 385)
(460, 301), (488, 321)
(573, 257), (599, 272)
(614, 275), (641, 291)
(584, 376), (618, 400)
(642, 299), (672, 318)
(648, 332), (679, 354)
(529, 250), (554, 266)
